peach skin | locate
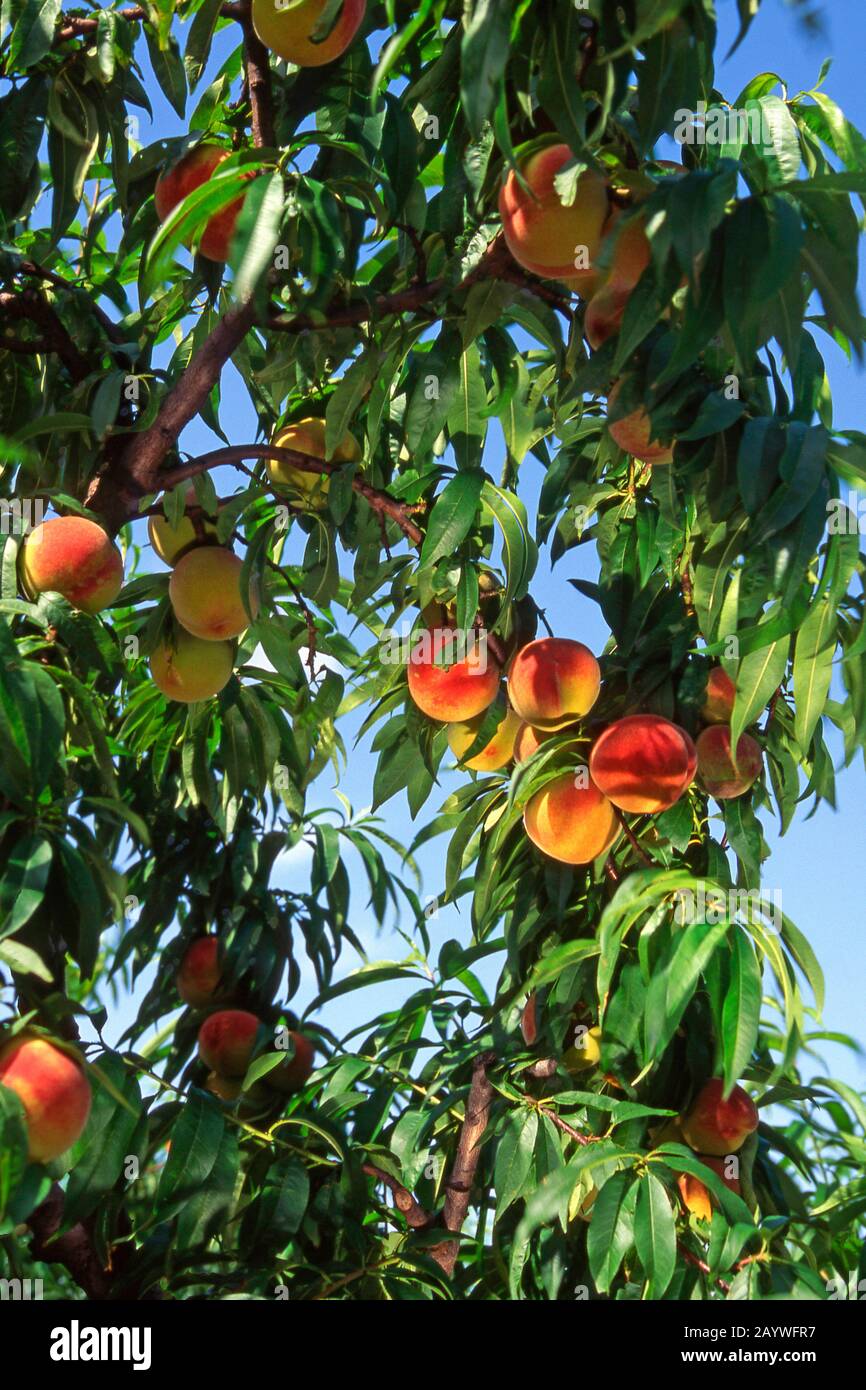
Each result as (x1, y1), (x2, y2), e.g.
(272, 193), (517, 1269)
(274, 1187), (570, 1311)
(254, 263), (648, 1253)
(499, 146), (609, 285)
(680, 1078), (758, 1156)
(696, 725), (762, 799)
(19, 516), (123, 614)
(589, 714), (696, 814)
(0, 1033), (91, 1163)
(169, 546), (259, 641)
(407, 627), (501, 721)
(523, 772), (619, 865)
(508, 637), (601, 731)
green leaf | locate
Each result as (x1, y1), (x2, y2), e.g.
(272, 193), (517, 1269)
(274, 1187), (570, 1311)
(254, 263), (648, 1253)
(494, 1107), (538, 1219)
(419, 471), (484, 570)
(7, 0), (61, 69)
(587, 1170), (637, 1294)
(144, 27), (187, 118)
(0, 834), (52, 941)
(721, 928), (763, 1092)
(460, 0), (511, 139)
(184, 0), (224, 89)
(634, 1170), (676, 1297)
(155, 1091), (226, 1220)
(230, 171), (285, 303)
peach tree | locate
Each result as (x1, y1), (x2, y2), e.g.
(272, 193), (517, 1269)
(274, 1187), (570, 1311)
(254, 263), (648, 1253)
(0, 0), (865, 1302)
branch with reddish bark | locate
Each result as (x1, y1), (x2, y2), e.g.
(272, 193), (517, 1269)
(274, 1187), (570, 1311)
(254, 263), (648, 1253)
(362, 1164), (433, 1231)
(428, 1051), (496, 1276)
(157, 442), (425, 546)
(239, 0), (276, 148)
(54, 3), (243, 45)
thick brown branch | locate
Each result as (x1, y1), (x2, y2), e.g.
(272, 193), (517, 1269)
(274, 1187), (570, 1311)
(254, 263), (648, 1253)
(429, 1051), (495, 1276)
(85, 299), (259, 531)
(159, 443), (425, 546)
(27, 1184), (111, 1300)
(362, 1164), (433, 1230)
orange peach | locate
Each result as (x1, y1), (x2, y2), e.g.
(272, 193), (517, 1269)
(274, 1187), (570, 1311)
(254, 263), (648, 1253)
(252, 0), (366, 67)
(198, 1010), (261, 1078)
(447, 703), (521, 771)
(696, 725), (762, 800)
(407, 627), (501, 721)
(584, 215), (651, 348)
(177, 937), (222, 1008)
(150, 628), (235, 702)
(514, 723), (555, 764)
(589, 714), (696, 814)
(0, 1033), (91, 1163)
(267, 417), (360, 510)
(523, 772), (619, 865)
(499, 146), (609, 285)
(701, 668), (736, 725)
(19, 516), (123, 614)
(154, 144), (246, 262)
(508, 637), (601, 731)
(263, 1033), (316, 1094)
(681, 1079), (758, 1156)
(169, 546), (259, 641)
(607, 380), (674, 465)
(148, 488), (219, 566)
(677, 1157), (741, 1222)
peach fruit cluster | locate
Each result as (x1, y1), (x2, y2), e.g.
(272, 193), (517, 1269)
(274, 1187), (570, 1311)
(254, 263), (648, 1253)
(408, 629), (765, 865)
(147, 489), (259, 703)
(674, 1078), (759, 1221)
(176, 936), (314, 1101)
(499, 143), (680, 464)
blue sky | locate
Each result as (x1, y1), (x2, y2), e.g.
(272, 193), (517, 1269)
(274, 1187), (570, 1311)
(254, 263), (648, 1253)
(100, 0), (866, 1092)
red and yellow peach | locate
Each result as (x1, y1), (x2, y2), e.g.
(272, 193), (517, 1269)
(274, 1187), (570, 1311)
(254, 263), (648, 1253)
(198, 1010), (261, 1078)
(523, 772), (619, 865)
(408, 627), (501, 721)
(499, 146), (609, 285)
(154, 144), (246, 262)
(0, 1033), (91, 1163)
(169, 546), (259, 641)
(508, 637), (601, 731)
(177, 937), (223, 1008)
(589, 714), (696, 814)
(680, 1078), (759, 1156)
(446, 704), (521, 771)
(696, 725), (762, 800)
(150, 628), (235, 703)
(251, 0), (366, 67)
(19, 516), (123, 614)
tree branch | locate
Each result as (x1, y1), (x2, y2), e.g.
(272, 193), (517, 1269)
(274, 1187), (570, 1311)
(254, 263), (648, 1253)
(14, 258), (130, 348)
(428, 1051), (495, 1276)
(361, 1164), (433, 1230)
(84, 299), (259, 531)
(157, 442), (425, 546)
(240, 1), (276, 148)
(53, 4), (243, 46)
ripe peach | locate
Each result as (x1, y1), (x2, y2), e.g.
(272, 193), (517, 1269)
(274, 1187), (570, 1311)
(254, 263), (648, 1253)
(198, 1010), (261, 1077)
(148, 488), (219, 566)
(177, 937), (222, 1008)
(19, 516), (123, 614)
(499, 146), (609, 285)
(251, 0), (366, 67)
(681, 1079), (758, 1156)
(150, 628), (235, 703)
(589, 714), (696, 814)
(563, 1024), (602, 1073)
(267, 417), (360, 510)
(169, 546), (259, 641)
(0, 1033), (91, 1163)
(446, 704), (521, 771)
(607, 380), (674, 465)
(263, 1032), (316, 1094)
(696, 725), (762, 800)
(584, 216), (651, 348)
(677, 1157), (741, 1222)
(514, 723), (554, 764)
(523, 772), (619, 865)
(155, 144), (247, 262)
(701, 668), (737, 725)
(508, 637), (601, 731)
(407, 627), (501, 721)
